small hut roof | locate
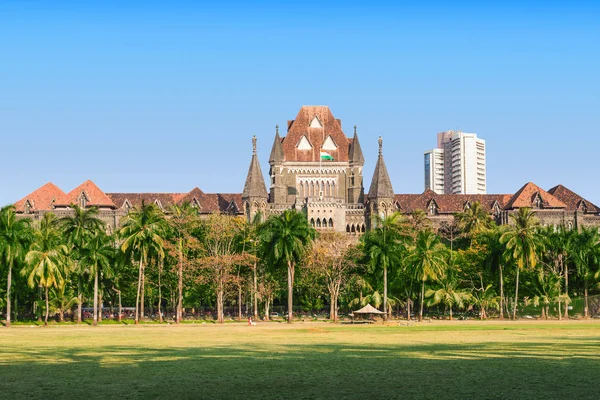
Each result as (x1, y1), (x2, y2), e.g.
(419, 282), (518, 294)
(353, 304), (385, 314)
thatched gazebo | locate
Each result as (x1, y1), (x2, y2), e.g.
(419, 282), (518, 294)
(351, 304), (385, 322)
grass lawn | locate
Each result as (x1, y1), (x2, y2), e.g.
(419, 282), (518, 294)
(1, 321), (599, 399)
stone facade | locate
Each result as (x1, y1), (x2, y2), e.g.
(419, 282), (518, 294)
(12, 105), (600, 234)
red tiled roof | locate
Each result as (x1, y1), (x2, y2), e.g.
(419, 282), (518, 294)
(547, 184), (600, 213)
(395, 191), (511, 214)
(505, 182), (566, 209)
(54, 180), (116, 209)
(281, 106), (351, 162)
(107, 193), (185, 210)
(13, 182), (65, 212)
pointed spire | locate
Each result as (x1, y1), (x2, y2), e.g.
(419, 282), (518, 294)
(368, 136), (394, 199)
(269, 124), (284, 163)
(349, 125), (365, 164)
(242, 136), (268, 200)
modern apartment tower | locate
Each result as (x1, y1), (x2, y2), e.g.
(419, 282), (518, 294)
(424, 130), (486, 194)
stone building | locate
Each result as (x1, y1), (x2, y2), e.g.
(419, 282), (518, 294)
(11, 105), (600, 233)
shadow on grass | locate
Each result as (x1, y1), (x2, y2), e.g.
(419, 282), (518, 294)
(2, 338), (600, 400)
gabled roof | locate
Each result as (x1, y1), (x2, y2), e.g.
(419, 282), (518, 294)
(54, 180), (116, 209)
(505, 182), (566, 209)
(547, 184), (600, 213)
(394, 191), (511, 214)
(281, 106), (351, 162)
(107, 193), (185, 210)
(176, 188), (243, 214)
(14, 182), (65, 213)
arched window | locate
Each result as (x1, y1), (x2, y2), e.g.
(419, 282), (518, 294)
(310, 182), (314, 197)
(346, 224), (350, 233)
(325, 182), (330, 197)
(331, 182), (336, 197)
(328, 218), (333, 228)
(310, 218), (315, 227)
(316, 218), (321, 228)
(361, 224), (366, 233)
(351, 225), (356, 233)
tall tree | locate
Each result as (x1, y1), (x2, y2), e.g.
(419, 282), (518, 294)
(80, 232), (113, 326)
(361, 212), (407, 319)
(405, 230), (448, 322)
(119, 202), (167, 324)
(59, 205), (105, 323)
(306, 232), (360, 322)
(259, 210), (315, 324)
(455, 201), (493, 242)
(0, 205), (33, 327)
(542, 226), (574, 318)
(572, 227), (600, 318)
(23, 213), (69, 326)
(168, 202), (200, 324)
(197, 214), (249, 324)
(500, 207), (543, 320)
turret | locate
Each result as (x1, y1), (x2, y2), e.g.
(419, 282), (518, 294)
(242, 136), (268, 222)
(367, 136), (395, 225)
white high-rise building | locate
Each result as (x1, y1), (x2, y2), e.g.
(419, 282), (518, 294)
(424, 148), (445, 194)
(424, 130), (486, 194)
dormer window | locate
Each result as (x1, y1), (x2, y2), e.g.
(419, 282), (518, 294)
(297, 135), (313, 150)
(533, 193), (543, 209)
(322, 136), (338, 151)
(310, 116), (323, 128)
(24, 200), (32, 214)
(428, 200), (439, 216)
(79, 192), (88, 208)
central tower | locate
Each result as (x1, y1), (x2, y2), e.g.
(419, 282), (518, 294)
(267, 106), (365, 232)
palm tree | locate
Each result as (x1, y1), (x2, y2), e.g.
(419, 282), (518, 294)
(119, 202), (167, 324)
(542, 226), (574, 318)
(59, 205), (105, 323)
(425, 267), (470, 320)
(361, 212), (407, 319)
(572, 227), (600, 318)
(80, 232), (114, 326)
(169, 202), (199, 324)
(49, 280), (78, 322)
(259, 210), (315, 324)
(405, 230), (447, 322)
(478, 226), (508, 319)
(455, 201), (493, 242)
(23, 213), (69, 326)
(500, 207), (543, 320)
(0, 206), (33, 327)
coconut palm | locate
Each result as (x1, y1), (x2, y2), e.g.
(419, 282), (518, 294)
(259, 210), (315, 324)
(0, 205), (33, 327)
(59, 205), (105, 323)
(49, 280), (78, 322)
(169, 202), (200, 324)
(500, 207), (543, 320)
(478, 226), (508, 319)
(455, 201), (493, 242)
(542, 226), (574, 318)
(23, 213), (69, 326)
(361, 212), (408, 319)
(425, 267), (470, 320)
(405, 230), (447, 322)
(572, 227), (600, 318)
(80, 232), (114, 326)
(119, 202), (167, 324)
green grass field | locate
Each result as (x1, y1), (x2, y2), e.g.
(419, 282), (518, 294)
(1, 321), (599, 399)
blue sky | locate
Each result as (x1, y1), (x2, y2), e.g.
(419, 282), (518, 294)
(1, 0), (599, 205)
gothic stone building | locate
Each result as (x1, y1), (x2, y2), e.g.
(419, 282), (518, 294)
(12, 106), (600, 233)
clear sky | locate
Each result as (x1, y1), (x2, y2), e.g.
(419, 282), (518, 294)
(1, 0), (599, 206)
